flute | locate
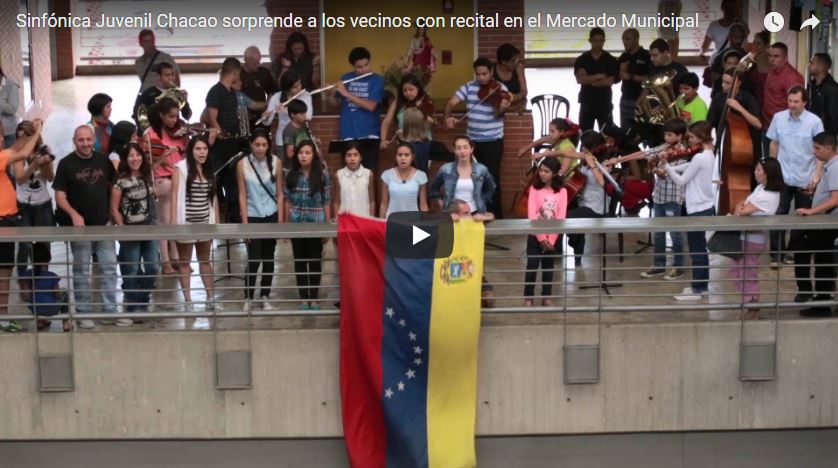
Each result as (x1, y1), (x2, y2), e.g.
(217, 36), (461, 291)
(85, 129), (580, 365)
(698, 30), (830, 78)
(256, 72), (374, 126)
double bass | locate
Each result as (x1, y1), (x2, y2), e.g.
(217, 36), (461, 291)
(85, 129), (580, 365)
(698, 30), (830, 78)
(717, 53), (756, 215)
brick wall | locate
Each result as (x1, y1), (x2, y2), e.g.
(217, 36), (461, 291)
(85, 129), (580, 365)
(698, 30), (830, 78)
(476, 0), (525, 59)
(311, 114), (532, 217)
(266, 0), (530, 217)
(53, 0), (75, 79)
(0, 0), (52, 122)
(265, 0), (321, 62)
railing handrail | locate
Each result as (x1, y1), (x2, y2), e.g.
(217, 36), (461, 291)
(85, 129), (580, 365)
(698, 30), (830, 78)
(1, 215), (834, 242)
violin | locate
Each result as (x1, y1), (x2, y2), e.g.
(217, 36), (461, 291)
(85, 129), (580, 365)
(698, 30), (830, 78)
(404, 95), (436, 120)
(141, 135), (176, 158)
(477, 79), (513, 111)
(648, 144), (703, 169)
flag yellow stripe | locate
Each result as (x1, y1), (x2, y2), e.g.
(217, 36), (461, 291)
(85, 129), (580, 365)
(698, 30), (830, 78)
(426, 220), (484, 468)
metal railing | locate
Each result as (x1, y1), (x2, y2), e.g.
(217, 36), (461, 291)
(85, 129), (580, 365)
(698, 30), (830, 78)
(1, 215), (837, 332)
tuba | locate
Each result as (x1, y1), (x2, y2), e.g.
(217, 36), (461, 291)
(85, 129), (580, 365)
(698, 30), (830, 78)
(137, 87), (187, 132)
(637, 69), (680, 125)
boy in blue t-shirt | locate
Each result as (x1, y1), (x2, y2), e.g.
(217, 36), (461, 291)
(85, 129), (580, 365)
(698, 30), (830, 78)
(326, 47), (385, 177)
(17, 248), (70, 332)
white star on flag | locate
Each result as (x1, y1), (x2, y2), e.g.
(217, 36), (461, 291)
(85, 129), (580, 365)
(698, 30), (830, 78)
(398, 381), (405, 391)
(385, 388), (393, 399)
(385, 307), (395, 318)
(408, 332), (416, 341)
(414, 358), (423, 365)
(398, 319), (406, 327)
(413, 346), (422, 354)
(406, 369), (415, 379)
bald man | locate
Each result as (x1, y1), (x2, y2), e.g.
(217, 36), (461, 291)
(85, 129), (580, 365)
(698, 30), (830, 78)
(53, 125), (123, 329)
(0, 119), (46, 332)
(240, 46), (276, 127)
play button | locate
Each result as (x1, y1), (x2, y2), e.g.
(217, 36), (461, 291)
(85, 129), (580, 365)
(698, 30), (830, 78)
(386, 212), (453, 259)
(412, 225), (431, 245)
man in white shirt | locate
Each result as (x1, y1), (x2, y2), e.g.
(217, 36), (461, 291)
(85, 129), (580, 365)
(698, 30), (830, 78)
(767, 86), (825, 265)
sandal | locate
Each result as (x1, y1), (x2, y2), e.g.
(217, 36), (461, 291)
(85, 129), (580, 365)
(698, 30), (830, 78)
(62, 320), (72, 332)
(162, 263), (176, 275)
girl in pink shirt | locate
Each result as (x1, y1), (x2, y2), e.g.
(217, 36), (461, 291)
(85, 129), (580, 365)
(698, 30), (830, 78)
(524, 157), (568, 307)
(144, 98), (187, 274)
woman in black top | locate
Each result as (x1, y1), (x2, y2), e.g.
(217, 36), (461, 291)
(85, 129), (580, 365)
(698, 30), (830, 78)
(275, 32), (319, 91)
(493, 43), (528, 109)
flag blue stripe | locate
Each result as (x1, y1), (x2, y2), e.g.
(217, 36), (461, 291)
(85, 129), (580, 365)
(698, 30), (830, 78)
(382, 255), (433, 468)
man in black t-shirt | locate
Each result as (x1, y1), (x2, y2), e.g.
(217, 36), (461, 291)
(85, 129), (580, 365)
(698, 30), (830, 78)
(647, 38), (688, 92)
(240, 46), (276, 128)
(205, 57), (248, 222)
(574, 27), (619, 131)
(53, 125), (121, 329)
(618, 28), (650, 131)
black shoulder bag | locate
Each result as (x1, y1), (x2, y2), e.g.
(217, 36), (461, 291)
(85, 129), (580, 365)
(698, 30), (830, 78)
(132, 51), (160, 122)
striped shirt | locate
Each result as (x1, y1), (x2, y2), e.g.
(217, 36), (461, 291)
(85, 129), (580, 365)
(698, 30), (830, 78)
(185, 179), (212, 223)
(455, 81), (506, 142)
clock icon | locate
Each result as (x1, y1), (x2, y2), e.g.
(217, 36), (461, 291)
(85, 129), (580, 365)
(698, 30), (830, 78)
(764, 11), (785, 33)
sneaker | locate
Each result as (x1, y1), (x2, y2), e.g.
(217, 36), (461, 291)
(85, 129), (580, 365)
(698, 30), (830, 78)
(1, 320), (22, 333)
(800, 307), (832, 318)
(783, 255), (795, 265)
(297, 303), (310, 310)
(100, 319), (115, 325)
(183, 302), (194, 314)
(640, 268), (665, 278)
(310, 303), (322, 311)
(205, 300), (218, 312)
(77, 319), (95, 329)
(673, 287), (707, 301)
(242, 301), (251, 312)
(663, 268), (684, 280)
(794, 293), (812, 303)
(261, 299), (274, 311)
(115, 318), (133, 327)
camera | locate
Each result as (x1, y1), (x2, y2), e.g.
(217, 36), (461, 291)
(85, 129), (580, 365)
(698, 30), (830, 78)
(35, 145), (56, 161)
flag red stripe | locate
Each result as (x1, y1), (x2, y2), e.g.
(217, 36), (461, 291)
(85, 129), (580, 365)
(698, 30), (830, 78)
(339, 215), (388, 468)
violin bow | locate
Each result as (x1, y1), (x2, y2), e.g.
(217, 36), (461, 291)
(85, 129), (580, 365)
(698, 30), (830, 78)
(456, 85), (501, 123)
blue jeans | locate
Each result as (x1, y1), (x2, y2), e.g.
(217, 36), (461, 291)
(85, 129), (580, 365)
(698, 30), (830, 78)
(686, 207), (715, 292)
(652, 202), (684, 269)
(119, 240), (160, 312)
(70, 240), (118, 314)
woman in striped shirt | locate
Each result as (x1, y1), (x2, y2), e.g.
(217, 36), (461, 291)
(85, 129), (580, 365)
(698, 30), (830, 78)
(171, 135), (220, 312)
(284, 140), (331, 310)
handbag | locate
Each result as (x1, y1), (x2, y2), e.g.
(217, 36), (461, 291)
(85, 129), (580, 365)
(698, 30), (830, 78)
(708, 230), (742, 260)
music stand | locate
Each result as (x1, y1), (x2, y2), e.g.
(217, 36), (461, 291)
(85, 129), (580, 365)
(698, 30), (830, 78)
(579, 165), (624, 296)
(212, 151), (247, 283)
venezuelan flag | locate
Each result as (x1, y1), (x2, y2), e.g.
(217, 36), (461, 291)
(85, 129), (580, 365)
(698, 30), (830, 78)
(338, 213), (484, 468)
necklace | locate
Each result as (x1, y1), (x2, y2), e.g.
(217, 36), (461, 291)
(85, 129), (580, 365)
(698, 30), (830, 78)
(397, 168), (412, 184)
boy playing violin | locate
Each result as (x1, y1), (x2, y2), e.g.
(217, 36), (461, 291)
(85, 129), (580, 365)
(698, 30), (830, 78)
(444, 57), (512, 219)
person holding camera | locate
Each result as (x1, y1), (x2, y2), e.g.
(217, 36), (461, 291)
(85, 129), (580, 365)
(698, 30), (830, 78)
(0, 119), (45, 332)
(12, 121), (55, 276)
